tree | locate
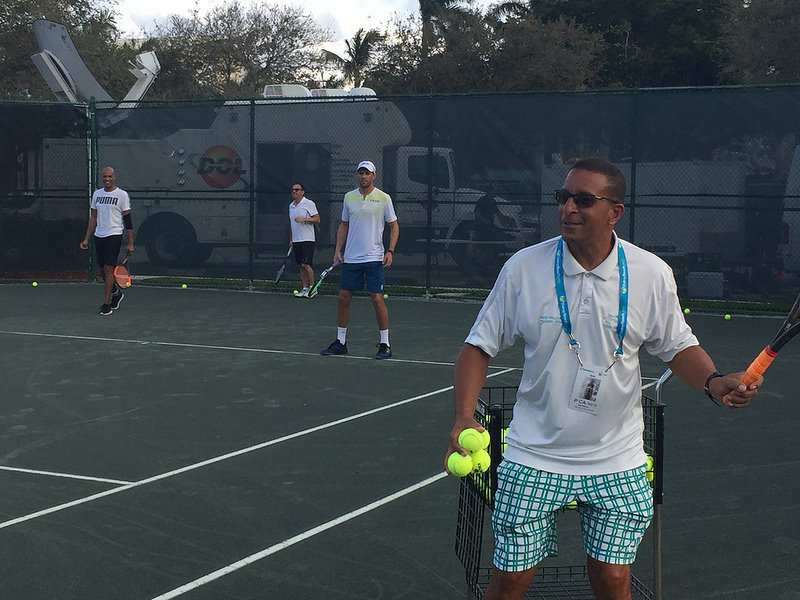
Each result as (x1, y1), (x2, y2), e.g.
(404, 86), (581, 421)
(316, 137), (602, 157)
(724, 0), (800, 84)
(0, 0), (134, 100)
(526, 0), (738, 87)
(145, 0), (329, 98)
(325, 28), (384, 88)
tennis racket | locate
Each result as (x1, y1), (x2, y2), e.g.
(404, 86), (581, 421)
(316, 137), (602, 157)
(742, 291), (800, 386)
(114, 254), (132, 288)
(274, 246), (293, 284)
(308, 259), (341, 298)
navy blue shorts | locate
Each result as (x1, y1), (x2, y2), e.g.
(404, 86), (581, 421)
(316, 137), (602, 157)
(293, 241), (315, 266)
(94, 234), (122, 268)
(339, 261), (385, 294)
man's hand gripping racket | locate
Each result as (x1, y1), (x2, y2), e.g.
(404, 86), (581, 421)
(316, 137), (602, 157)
(742, 292), (800, 386)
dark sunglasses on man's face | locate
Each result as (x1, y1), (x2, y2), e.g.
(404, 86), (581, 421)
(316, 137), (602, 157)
(554, 188), (615, 208)
(291, 188), (303, 192)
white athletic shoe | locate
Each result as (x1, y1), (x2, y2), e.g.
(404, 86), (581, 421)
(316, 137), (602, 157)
(295, 287), (309, 298)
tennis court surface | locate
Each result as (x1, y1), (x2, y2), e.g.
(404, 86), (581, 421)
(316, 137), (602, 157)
(0, 283), (798, 599)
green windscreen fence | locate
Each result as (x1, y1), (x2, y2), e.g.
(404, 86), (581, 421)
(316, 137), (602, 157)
(2, 86), (800, 303)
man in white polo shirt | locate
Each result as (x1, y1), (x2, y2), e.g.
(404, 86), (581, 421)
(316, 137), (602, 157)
(320, 160), (399, 359)
(288, 182), (320, 297)
(446, 157), (761, 600)
(79, 166), (133, 315)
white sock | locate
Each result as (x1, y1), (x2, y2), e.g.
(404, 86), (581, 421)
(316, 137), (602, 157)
(379, 329), (389, 346)
(338, 327), (347, 344)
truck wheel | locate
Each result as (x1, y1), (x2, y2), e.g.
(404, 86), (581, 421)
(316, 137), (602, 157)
(144, 215), (199, 267)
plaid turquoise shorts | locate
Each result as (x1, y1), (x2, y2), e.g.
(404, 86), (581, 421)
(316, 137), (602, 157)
(491, 460), (653, 570)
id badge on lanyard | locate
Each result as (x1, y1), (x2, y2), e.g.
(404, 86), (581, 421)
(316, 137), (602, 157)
(555, 238), (628, 417)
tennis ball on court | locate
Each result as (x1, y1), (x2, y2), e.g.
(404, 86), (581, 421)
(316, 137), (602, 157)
(458, 428), (484, 453)
(293, 289), (299, 295)
(683, 307), (690, 314)
(31, 281), (38, 287)
(646, 455), (654, 483)
(181, 283), (187, 289)
(724, 314), (731, 320)
(383, 293), (388, 299)
(447, 452), (473, 477)
(471, 448), (491, 473)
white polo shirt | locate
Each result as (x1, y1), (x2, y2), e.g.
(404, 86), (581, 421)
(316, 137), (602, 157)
(341, 187), (397, 263)
(90, 187), (131, 238)
(289, 197), (318, 243)
(466, 234), (698, 475)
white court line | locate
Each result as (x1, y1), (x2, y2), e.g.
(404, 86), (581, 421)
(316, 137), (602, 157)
(0, 368), (515, 531)
(149, 472), (449, 600)
(0, 330), (521, 370)
(0, 465), (134, 485)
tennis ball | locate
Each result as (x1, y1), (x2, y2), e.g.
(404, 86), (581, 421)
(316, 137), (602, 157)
(181, 283), (187, 289)
(479, 429), (490, 449)
(447, 452), (473, 477)
(471, 448), (491, 473)
(126, 281), (132, 287)
(502, 427), (509, 453)
(293, 289), (299, 295)
(458, 428), (484, 453)
(31, 281), (38, 287)
(646, 455), (654, 483)
(724, 314), (731, 320)
(683, 307), (690, 314)
(383, 293), (388, 299)
(563, 499), (578, 510)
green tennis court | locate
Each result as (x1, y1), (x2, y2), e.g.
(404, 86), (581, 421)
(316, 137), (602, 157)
(0, 283), (797, 599)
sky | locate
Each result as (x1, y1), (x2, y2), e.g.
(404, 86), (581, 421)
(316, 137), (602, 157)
(114, 0), (496, 42)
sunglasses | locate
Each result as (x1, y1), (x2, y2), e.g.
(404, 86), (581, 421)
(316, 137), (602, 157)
(291, 188), (303, 192)
(554, 188), (616, 208)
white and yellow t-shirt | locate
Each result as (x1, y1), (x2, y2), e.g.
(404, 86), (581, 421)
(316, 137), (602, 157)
(341, 187), (397, 263)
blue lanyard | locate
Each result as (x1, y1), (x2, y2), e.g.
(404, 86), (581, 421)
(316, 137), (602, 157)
(554, 238), (628, 368)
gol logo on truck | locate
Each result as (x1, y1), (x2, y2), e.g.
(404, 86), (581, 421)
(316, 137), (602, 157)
(198, 145), (247, 188)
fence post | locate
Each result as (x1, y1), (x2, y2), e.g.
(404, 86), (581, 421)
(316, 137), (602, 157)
(87, 97), (97, 283)
(248, 99), (256, 288)
(425, 94), (435, 294)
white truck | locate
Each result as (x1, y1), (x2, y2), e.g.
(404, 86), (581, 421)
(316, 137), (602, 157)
(10, 85), (534, 269)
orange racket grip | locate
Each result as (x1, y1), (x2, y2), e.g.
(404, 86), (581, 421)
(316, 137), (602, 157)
(741, 347), (776, 387)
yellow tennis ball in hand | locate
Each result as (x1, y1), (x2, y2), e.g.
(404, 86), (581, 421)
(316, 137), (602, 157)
(447, 452), (473, 477)
(458, 428), (484, 453)
(479, 429), (490, 449)
(471, 449), (491, 473)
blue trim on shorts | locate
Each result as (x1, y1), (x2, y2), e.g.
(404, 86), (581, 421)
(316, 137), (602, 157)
(339, 261), (385, 293)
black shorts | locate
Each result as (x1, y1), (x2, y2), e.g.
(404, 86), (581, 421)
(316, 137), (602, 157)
(94, 234), (122, 268)
(293, 241), (315, 266)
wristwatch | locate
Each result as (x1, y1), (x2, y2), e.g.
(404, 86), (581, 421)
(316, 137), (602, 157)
(703, 371), (725, 405)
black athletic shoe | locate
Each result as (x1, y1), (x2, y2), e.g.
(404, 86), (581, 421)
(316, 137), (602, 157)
(374, 343), (392, 360)
(110, 290), (124, 310)
(320, 340), (347, 355)
(99, 303), (113, 316)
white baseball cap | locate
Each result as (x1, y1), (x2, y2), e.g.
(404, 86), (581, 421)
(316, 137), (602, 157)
(356, 160), (376, 173)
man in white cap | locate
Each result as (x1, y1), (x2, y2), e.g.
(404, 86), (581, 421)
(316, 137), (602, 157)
(321, 160), (399, 359)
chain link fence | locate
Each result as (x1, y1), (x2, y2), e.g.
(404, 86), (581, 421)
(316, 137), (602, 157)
(2, 86), (800, 303)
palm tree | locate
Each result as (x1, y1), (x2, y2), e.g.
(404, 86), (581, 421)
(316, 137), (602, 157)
(329, 28), (384, 88)
(419, 0), (473, 60)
